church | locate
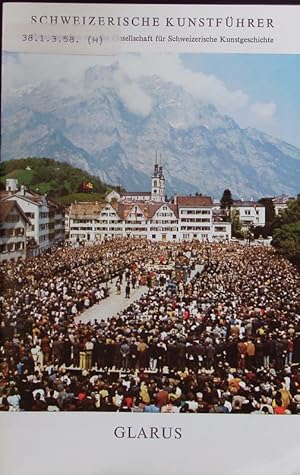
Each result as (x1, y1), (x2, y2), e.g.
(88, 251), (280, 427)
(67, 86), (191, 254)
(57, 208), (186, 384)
(106, 159), (166, 203)
(66, 161), (232, 243)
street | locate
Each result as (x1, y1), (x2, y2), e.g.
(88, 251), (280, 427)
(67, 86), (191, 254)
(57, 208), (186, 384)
(75, 264), (204, 324)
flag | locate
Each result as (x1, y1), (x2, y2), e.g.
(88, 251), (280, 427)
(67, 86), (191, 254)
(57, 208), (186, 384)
(82, 181), (94, 192)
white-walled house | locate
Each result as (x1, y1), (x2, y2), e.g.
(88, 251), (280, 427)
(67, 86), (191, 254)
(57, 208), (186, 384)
(231, 200), (265, 228)
(0, 200), (31, 263)
(66, 201), (123, 242)
(66, 201), (103, 242)
(146, 203), (179, 241)
(272, 195), (295, 216)
(2, 180), (65, 256)
(105, 190), (121, 202)
(177, 196), (214, 241)
(67, 197), (231, 243)
(120, 191), (152, 202)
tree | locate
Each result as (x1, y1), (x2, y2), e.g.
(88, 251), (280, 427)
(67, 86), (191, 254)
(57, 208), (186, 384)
(253, 225), (265, 240)
(220, 189), (233, 221)
(1, 157), (111, 199)
(272, 222), (300, 268)
(220, 189), (233, 210)
(257, 197), (276, 237)
(274, 196), (300, 227)
(230, 208), (243, 239)
(31, 166), (55, 185)
(272, 196), (300, 269)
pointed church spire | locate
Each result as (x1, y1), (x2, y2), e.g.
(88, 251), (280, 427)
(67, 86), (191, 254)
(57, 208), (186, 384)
(159, 153), (163, 177)
(154, 150), (159, 176)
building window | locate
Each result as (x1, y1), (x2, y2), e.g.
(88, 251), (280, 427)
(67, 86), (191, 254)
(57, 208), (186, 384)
(7, 229), (15, 237)
(152, 234), (156, 239)
(6, 214), (19, 223)
(245, 210), (251, 215)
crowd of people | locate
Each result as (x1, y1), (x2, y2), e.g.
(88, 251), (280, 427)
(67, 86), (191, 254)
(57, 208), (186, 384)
(0, 237), (300, 414)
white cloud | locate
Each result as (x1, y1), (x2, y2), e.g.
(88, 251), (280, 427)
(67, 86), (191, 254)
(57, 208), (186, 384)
(2, 52), (116, 90)
(117, 54), (277, 126)
(117, 83), (153, 117)
(118, 53), (250, 116)
(2, 51), (276, 125)
(110, 68), (152, 117)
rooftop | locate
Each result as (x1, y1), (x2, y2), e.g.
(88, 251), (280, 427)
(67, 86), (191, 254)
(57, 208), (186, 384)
(120, 191), (151, 196)
(176, 196), (213, 207)
(233, 200), (264, 207)
(68, 201), (106, 217)
(0, 200), (31, 225)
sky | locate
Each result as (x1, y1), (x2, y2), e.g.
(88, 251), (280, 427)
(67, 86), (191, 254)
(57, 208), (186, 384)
(181, 53), (300, 147)
(2, 51), (300, 148)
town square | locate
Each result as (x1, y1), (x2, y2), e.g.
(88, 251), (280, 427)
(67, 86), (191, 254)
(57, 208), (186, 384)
(1, 50), (300, 415)
(1, 232), (299, 414)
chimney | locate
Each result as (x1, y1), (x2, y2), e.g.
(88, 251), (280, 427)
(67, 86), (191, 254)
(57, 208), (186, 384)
(20, 185), (27, 196)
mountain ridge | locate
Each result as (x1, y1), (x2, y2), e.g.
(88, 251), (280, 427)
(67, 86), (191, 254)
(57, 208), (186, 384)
(2, 62), (300, 198)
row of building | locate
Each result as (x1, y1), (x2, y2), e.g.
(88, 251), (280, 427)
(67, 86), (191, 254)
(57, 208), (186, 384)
(66, 195), (232, 243)
(0, 163), (293, 263)
(66, 162), (265, 244)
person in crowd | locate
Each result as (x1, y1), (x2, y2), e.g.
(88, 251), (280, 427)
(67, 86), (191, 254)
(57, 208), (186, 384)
(0, 238), (299, 413)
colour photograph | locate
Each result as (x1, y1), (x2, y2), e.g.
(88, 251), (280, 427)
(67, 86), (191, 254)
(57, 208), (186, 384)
(1, 50), (300, 415)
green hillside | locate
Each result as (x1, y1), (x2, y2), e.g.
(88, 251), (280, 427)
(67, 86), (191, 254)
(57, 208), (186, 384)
(0, 157), (119, 205)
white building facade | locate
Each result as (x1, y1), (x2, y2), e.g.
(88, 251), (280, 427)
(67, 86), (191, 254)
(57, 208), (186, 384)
(232, 201), (266, 228)
(2, 180), (65, 256)
(67, 164), (231, 243)
(0, 201), (30, 263)
(67, 199), (231, 243)
(272, 195), (294, 216)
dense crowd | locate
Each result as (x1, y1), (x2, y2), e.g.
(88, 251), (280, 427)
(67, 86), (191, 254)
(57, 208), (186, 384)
(0, 238), (300, 414)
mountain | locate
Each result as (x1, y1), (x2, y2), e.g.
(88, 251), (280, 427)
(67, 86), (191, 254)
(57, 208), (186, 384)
(2, 63), (300, 198)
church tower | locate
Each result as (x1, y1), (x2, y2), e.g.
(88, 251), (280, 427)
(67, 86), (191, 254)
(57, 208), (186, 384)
(151, 154), (165, 202)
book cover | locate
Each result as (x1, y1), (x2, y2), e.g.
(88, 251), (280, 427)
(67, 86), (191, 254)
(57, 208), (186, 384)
(1, 3), (300, 475)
